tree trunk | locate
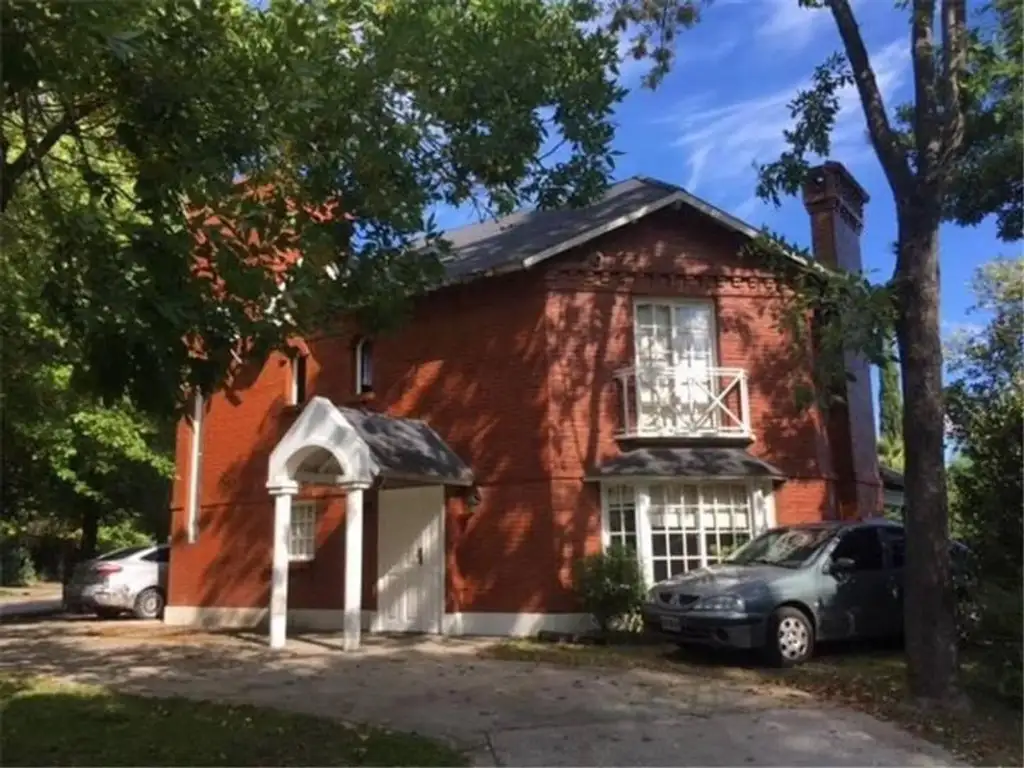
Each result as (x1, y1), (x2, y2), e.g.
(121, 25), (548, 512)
(80, 505), (99, 560)
(895, 212), (960, 701)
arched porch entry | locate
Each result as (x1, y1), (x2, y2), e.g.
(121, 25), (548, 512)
(266, 397), (474, 650)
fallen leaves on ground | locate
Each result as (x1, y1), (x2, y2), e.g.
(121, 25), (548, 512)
(482, 640), (1023, 767)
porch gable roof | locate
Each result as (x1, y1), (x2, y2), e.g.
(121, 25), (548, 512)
(267, 396), (473, 489)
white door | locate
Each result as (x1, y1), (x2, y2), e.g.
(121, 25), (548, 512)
(376, 486), (444, 633)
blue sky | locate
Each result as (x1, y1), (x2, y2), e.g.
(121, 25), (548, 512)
(436, 0), (1008, 342)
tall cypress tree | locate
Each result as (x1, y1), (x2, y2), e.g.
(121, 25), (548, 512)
(878, 337), (904, 468)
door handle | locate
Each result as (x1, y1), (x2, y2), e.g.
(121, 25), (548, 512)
(417, 547), (423, 566)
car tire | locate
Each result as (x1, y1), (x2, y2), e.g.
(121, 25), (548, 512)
(133, 588), (165, 620)
(766, 606), (815, 667)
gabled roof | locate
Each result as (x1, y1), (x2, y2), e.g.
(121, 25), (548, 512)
(437, 176), (789, 282)
(338, 406), (475, 487)
(267, 396), (474, 489)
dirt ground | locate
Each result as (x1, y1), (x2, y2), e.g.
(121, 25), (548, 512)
(0, 617), (962, 767)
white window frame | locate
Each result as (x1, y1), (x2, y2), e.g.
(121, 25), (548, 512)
(289, 501), (318, 563)
(185, 390), (204, 544)
(600, 480), (776, 586)
(355, 337), (373, 394)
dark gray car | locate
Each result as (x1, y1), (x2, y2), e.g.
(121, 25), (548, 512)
(642, 519), (965, 666)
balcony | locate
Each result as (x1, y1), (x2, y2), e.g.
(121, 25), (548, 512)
(614, 365), (752, 440)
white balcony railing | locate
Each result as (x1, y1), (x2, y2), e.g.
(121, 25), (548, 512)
(614, 365), (752, 440)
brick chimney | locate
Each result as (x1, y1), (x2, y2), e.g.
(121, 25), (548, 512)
(802, 162), (882, 519)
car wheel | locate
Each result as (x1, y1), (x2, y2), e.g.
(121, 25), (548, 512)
(133, 588), (165, 620)
(766, 606), (815, 667)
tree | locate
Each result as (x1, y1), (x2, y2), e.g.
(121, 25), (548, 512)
(750, 0), (1022, 701)
(1, 167), (174, 560)
(945, 258), (1023, 701)
(878, 337), (905, 471)
(0, 0), (699, 417)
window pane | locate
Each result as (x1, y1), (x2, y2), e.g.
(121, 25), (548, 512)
(682, 485), (699, 507)
(609, 509), (623, 533)
(654, 561), (668, 582)
(652, 535), (666, 557)
(669, 534), (683, 556)
(623, 509), (636, 532)
(686, 533), (700, 559)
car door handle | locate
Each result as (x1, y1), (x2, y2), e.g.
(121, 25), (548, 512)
(416, 547), (423, 566)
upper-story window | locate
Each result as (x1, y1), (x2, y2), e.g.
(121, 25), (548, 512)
(355, 337), (373, 394)
(615, 299), (751, 439)
(290, 353), (308, 406)
(635, 300), (716, 370)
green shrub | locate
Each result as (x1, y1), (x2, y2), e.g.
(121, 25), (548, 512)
(0, 543), (37, 587)
(572, 546), (646, 635)
(971, 579), (1023, 705)
(96, 520), (152, 554)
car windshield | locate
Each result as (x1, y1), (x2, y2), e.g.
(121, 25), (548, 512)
(727, 527), (836, 568)
(95, 545), (150, 561)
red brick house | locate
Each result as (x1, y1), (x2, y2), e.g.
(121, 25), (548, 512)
(165, 161), (885, 649)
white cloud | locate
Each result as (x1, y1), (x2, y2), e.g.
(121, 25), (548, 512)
(757, 0), (864, 52)
(662, 38), (910, 197)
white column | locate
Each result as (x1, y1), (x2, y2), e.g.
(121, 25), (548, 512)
(343, 484), (368, 651)
(269, 486), (295, 650)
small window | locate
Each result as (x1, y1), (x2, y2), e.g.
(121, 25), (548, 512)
(289, 502), (317, 562)
(831, 527), (884, 571)
(355, 338), (373, 394)
(290, 354), (308, 405)
(605, 484), (638, 554)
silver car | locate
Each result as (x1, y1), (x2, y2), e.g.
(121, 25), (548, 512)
(63, 544), (169, 620)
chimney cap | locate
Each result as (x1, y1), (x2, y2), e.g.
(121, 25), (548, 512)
(803, 161), (870, 207)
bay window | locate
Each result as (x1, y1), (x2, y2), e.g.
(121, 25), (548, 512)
(601, 481), (773, 584)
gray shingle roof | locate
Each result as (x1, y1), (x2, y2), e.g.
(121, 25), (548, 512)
(592, 447), (784, 481)
(338, 407), (474, 487)
(437, 176), (763, 282)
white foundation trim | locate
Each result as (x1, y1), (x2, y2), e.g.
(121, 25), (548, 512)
(442, 612), (593, 637)
(165, 607), (591, 637)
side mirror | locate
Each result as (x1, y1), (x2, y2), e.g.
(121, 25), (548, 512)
(829, 556), (856, 574)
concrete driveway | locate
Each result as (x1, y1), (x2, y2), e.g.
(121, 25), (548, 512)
(0, 618), (960, 767)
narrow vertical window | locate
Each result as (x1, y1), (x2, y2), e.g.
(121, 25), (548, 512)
(186, 390), (204, 543)
(355, 338), (373, 394)
(291, 354), (308, 405)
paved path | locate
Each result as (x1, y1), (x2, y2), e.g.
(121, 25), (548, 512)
(0, 618), (961, 767)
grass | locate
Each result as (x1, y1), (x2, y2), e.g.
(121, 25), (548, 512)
(482, 639), (1023, 767)
(0, 675), (467, 767)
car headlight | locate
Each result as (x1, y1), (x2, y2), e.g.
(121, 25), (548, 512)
(692, 594), (745, 613)
(645, 587), (659, 605)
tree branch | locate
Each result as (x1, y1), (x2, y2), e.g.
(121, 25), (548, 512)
(1, 99), (100, 213)
(911, 0), (940, 184)
(827, 0), (914, 198)
(939, 0), (968, 170)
